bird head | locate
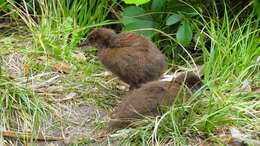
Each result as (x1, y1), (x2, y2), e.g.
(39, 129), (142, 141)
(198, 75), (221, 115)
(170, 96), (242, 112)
(78, 28), (116, 50)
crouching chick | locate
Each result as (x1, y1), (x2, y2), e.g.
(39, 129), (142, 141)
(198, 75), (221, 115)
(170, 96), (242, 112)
(107, 72), (203, 131)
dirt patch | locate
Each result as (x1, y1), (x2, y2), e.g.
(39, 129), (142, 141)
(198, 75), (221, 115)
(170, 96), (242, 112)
(40, 102), (108, 145)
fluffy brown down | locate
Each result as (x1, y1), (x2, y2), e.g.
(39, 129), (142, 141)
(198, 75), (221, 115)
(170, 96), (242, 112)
(82, 28), (167, 89)
(107, 72), (203, 131)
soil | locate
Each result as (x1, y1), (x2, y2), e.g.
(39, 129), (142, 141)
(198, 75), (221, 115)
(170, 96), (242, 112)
(40, 102), (108, 145)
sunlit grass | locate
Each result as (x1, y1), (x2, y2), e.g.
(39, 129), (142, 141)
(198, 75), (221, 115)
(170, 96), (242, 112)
(0, 71), (51, 134)
(0, 32), (51, 142)
(1, 0), (119, 143)
(7, 0), (118, 59)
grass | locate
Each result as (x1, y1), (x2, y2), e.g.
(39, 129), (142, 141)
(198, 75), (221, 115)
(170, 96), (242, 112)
(7, 0), (118, 59)
(0, 26), (119, 146)
(0, 30), (51, 137)
(1, 0), (120, 144)
(0, 61), (50, 141)
(0, 72), (50, 132)
(0, 0), (259, 145)
(114, 5), (260, 146)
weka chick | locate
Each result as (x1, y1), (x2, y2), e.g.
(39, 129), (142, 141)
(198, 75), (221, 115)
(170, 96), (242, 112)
(107, 72), (202, 131)
(80, 28), (167, 89)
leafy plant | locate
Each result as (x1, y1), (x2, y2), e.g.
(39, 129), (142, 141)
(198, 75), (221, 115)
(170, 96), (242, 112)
(166, 14), (183, 26)
(175, 20), (193, 46)
(120, 0), (257, 61)
(120, 0), (199, 48)
(121, 6), (155, 37)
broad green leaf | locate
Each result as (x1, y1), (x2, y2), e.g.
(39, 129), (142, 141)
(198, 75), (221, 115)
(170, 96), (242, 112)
(122, 6), (146, 16)
(176, 20), (193, 46)
(121, 6), (155, 38)
(151, 0), (166, 11)
(122, 0), (151, 6)
(168, 0), (198, 16)
(166, 14), (183, 26)
(122, 6), (149, 20)
(123, 19), (155, 38)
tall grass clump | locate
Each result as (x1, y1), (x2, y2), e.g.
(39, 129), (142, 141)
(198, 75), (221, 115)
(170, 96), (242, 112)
(0, 27), (51, 140)
(0, 71), (51, 135)
(8, 0), (116, 59)
(1, 0), (117, 141)
(119, 3), (260, 146)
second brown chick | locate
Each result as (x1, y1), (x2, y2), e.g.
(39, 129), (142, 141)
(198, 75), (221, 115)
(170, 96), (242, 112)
(107, 72), (203, 131)
(80, 28), (167, 89)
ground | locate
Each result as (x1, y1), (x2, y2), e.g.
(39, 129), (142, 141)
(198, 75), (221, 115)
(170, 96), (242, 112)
(0, 28), (129, 145)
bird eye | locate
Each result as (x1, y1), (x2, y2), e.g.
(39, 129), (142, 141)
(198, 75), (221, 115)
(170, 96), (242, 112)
(89, 36), (94, 41)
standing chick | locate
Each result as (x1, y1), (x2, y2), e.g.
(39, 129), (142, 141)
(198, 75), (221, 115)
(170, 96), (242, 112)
(107, 72), (203, 131)
(80, 28), (167, 89)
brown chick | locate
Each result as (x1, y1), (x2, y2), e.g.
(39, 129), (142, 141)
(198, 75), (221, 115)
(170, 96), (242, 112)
(80, 28), (167, 89)
(107, 72), (203, 131)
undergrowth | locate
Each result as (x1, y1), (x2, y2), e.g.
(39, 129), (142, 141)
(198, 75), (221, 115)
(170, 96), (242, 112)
(7, 0), (117, 59)
(0, 0), (119, 143)
(0, 63), (51, 138)
(0, 30), (51, 137)
(115, 4), (260, 146)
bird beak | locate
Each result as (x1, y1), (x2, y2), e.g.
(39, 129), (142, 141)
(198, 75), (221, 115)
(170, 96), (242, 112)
(77, 39), (90, 48)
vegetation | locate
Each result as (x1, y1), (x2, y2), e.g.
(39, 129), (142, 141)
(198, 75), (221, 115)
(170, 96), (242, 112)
(0, 0), (259, 145)
(117, 6), (260, 145)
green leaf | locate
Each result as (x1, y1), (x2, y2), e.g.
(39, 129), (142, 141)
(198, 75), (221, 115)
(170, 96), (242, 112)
(151, 0), (166, 11)
(123, 19), (155, 37)
(122, 6), (149, 20)
(121, 6), (155, 38)
(167, 1), (198, 16)
(166, 14), (183, 26)
(122, 0), (151, 6)
(176, 20), (193, 46)
(255, 0), (260, 17)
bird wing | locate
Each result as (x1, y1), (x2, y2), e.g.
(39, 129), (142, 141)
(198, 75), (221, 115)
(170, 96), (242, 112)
(106, 47), (145, 76)
(112, 32), (148, 49)
(116, 86), (167, 119)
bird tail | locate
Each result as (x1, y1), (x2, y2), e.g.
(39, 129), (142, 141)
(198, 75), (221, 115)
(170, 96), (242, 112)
(175, 71), (203, 90)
